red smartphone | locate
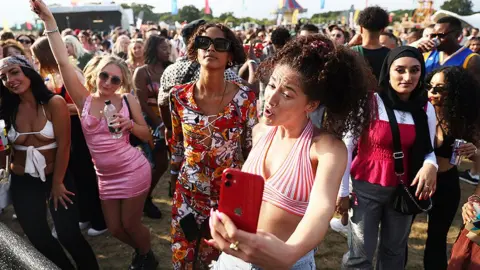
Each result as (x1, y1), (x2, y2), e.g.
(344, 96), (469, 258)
(218, 168), (264, 233)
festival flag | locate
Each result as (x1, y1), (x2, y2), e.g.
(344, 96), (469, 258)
(71, 0), (79, 6)
(278, 0), (283, 9)
(320, 0), (325, 9)
(171, 0), (178, 15)
(291, 9), (299, 25)
(276, 13), (283, 25)
(205, 0), (211, 15)
(26, 22), (33, 31)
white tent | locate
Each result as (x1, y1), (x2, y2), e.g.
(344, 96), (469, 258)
(432, 10), (480, 28)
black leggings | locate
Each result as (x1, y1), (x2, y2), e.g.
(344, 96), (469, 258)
(69, 115), (106, 230)
(423, 166), (461, 270)
(10, 172), (99, 270)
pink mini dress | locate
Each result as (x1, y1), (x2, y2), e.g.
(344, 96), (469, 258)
(80, 95), (151, 200)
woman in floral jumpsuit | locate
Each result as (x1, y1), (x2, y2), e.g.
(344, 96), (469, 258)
(168, 23), (257, 270)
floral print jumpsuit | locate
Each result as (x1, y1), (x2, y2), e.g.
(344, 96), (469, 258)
(169, 82), (257, 269)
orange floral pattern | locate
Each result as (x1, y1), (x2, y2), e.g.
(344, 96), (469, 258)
(169, 82), (257, 269)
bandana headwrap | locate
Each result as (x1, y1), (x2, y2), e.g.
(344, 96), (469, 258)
(0, 55), (35, 71)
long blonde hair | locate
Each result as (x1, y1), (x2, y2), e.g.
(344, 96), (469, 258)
(83, 55), (133, 94)
(63, 35), (86, 58)
(126, 39), (144, 65)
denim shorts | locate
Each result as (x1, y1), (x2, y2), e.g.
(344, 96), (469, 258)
(211, 249), (315, 270)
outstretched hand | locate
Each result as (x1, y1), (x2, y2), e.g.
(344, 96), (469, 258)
(30, 0), (55, 22)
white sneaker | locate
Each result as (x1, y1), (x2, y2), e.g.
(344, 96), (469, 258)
(51, 226), (58, 239)
(330, 218), (349, 237)
(87, 228), (108, 237)
(79, 222), (90, 230)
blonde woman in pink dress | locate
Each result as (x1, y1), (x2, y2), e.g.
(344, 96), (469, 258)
(32, 1), (158, 269)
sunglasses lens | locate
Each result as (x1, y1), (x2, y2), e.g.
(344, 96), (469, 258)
(214, 39), (231, 52)
(111, 76), (122, 85)
(99, 72), (109, 81)
(20, 40), (30, 44)
(195, 37), (211, 50)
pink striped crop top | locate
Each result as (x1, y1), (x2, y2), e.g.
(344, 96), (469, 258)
(241, 121), (315, 216)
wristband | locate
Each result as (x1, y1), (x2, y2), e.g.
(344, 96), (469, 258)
(44, 27), (59, 35)
(468, 195), (480, 202)
(170, 170), (179, 175)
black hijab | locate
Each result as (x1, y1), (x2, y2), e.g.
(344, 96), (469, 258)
(378, 46), (433, 182)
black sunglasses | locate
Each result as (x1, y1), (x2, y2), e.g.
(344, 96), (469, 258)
(194, 36), (232, 52)
(430, 30), (456, 39)
(18, 39), (31, 45)
(331, 34), (343, 38)
(99, 72), (122, 86)
(426, 84), (447, 94)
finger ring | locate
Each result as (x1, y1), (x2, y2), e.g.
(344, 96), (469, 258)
(229, 241), (239, 251)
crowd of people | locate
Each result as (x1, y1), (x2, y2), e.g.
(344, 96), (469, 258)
(0, 0), (478, 269)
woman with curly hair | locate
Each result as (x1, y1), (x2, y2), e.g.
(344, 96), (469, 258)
(208, 34), (374, 269)
(169, 23), (257, 269)
(422, 66), (480, 270)
(342, 46), (438, 269)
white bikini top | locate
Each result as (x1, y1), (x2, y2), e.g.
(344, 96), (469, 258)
(7, 106), (55, 143)
(7, 105), (57, 182)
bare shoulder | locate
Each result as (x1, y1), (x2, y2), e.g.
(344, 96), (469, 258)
(311, 131), (347, 161)
(46, 95), (68, 119)
(47, 95), (67, 108)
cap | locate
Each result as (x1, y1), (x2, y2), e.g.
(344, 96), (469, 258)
(181, 19), (207, 41)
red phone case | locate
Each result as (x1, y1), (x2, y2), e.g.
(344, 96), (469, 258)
(218, 168), (264, 233)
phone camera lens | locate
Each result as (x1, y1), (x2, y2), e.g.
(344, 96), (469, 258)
(225, 181), (232, 187)
(225, 173), (232, 180)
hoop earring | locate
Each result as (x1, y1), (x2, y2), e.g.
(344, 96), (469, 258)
(228, 61), (233, 67)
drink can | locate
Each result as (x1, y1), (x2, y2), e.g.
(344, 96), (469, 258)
(450, 139), (466, 165)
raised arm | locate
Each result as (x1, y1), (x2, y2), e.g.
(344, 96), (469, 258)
(30, 0), (90, 111)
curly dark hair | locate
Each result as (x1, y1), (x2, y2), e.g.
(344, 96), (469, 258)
(187, 23), (246, 69)
(144, 35), (172, 67)
(256, 34), (374, 138)
(358, 6), (389, 32)
(425, 66), (480, 143)
(270, 27), (291, 47)
(0, 66), (54, 130)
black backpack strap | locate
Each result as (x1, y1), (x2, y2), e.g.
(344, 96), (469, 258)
(384, 104), (405, 177)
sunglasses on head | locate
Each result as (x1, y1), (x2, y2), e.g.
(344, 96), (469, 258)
(18, 39), (31, 45)
(426, 84), (447, 94)
(99, 71), (122, 86)
(194, 36), (232, 52)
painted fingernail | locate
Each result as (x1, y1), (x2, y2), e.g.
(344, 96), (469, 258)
(64, 206), (68, 210)
(216, 210), (224, 221)
(55, 208), (57, 211)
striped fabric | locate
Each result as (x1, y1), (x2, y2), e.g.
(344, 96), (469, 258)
(242, 121), (315, 216)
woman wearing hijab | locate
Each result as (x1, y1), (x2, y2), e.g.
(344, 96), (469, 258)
(341, 46), (438, 269)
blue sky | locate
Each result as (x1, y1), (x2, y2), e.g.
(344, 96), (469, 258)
(3, 0), (480, 25)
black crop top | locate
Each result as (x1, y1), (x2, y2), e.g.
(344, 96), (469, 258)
(434, 135), (455, 159)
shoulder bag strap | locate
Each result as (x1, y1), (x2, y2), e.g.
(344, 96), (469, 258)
(123, 95), (133, 120)
(383, 105), (405, 178)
